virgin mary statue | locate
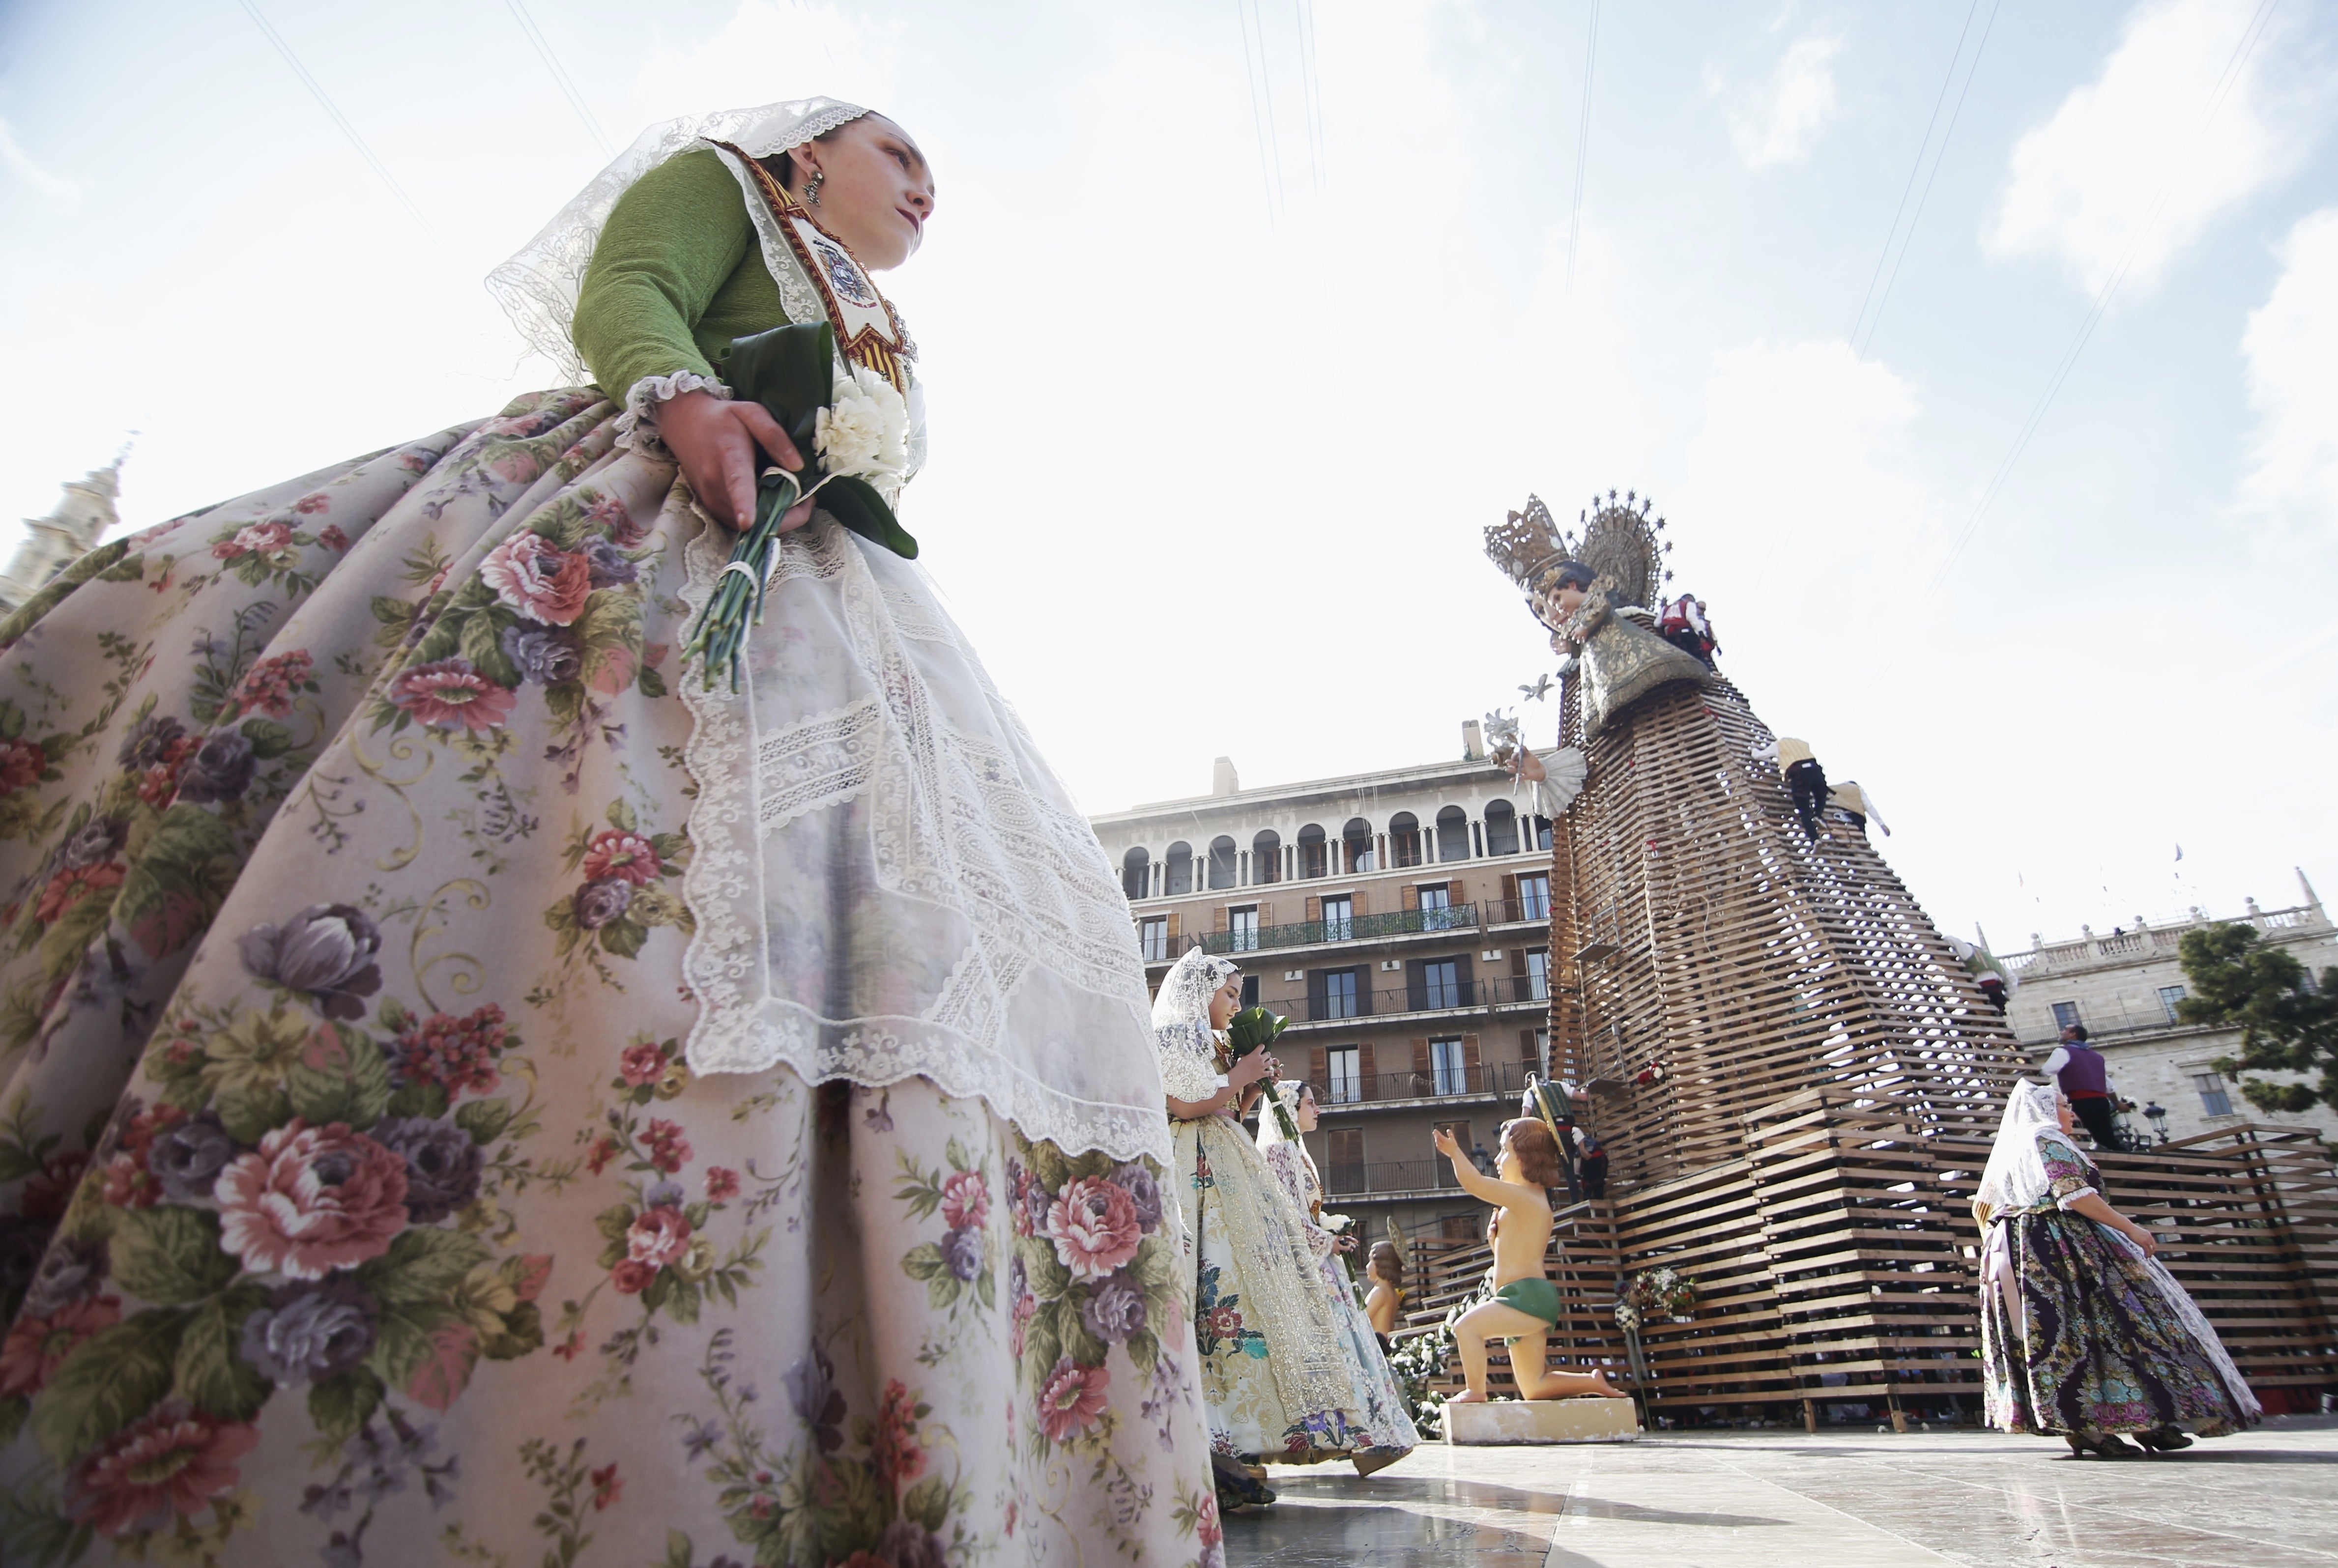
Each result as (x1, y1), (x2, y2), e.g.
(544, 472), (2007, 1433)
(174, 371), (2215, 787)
(0, 100), (1215, 1565)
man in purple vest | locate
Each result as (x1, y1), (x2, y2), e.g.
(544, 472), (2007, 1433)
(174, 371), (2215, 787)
(2043, 1024), (2125, 1151)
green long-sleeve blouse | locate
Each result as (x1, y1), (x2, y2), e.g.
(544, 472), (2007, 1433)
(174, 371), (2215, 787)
(570, 148), (792, 407)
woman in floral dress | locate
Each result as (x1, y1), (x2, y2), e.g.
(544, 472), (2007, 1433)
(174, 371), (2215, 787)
(1152, 951), (1415, 1489)
(1974, 1081), (2260, 1457)
(0, 98), (1216, 1565)
(1253, 1081), (1417, 1473)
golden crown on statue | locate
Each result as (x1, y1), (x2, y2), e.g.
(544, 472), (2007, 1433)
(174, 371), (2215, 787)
(1483, 494), (1576, 598)
(1486, 489), (1676, 610)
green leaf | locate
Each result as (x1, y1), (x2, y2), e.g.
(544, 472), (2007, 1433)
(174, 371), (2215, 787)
(1127, 1327), (1158, 1376)
(902, 1475), (951, 1533)
(665, 1277), (701, 1326)
(0, 1394), (28, 1448)
(214, 1081), (292, 1145)
(817, 474), (918, 562)
(457, 608), (522, 690)
(480, 1299), (544, 1360)
(111, 1206), (238, 1305)
(454, 1096), (514, 1146)
(239, 718), (295, 760)
(355, 1226), (492, 1309)
(31, 1308), (187, 1462)
(605, 799), (637, 835)
(663, 1531), (697, 1568)
(175, 1285), (273, 1421)
(636, 661), (667, 699)
(308, 1367), (385, 1445)
(720, 321), (838, 433)
(366, 1302), (447, 1389)
(383, 1077), (449, 1122)
(286, 1027), (392, 1130)
(598, 918), (648, 960)
(1057, 1302), (1106, 1369)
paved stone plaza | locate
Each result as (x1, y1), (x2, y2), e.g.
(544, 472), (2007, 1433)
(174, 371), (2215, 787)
(1224, 1417), (2338, 1567)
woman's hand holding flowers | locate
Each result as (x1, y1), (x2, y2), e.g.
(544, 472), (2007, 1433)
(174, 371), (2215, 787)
(1227, 1046), (1272, 1089)
(662, 390), (815, 532)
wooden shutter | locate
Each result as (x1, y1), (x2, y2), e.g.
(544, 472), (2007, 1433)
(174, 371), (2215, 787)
(1406, 961), (1426, 1011)
(1352, 889), (1368, 916)
(1402, 885), (1419, 912)
(1455, 954), (1475, 989)
(1329, 1128), (1364, 1167)
(1463, 1032), (1481, 1073)
(1358, 1041), (1377, 1083)
(1512, 949), (1529, 977)
(1520, 1028), (1538, 1061)
(1309, 1045), (1327, 1084)
(1165, 912), (1180, 942)
(1213, 905), (1228, 932)
(1305, 897), (1321, 923)
(1412, 1038), (1430, 1076)
(1307, 970), (1327, 1016)
(1258, 902), (1272, 927)
(1502, 872), (1519, 905)
(1449, 878), (1466, 907)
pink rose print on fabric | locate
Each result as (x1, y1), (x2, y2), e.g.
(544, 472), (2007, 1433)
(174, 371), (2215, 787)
(67, 1399), (260, 1537)
(0, 737), (45, 793)
(211, 521), (294, 561)
(231, 649), (314, 718)
(292, 492), (332, 515)
(626, 1205), (693, 1268)
(643, 1118), (692, 1175)
(873, 1379), (927, 1489)
(388, 658), (516, 732)
(582, 830), (662, 886)
(395, 1004), (507, 1095)
(1046, 1175), (1142, 1280)
(619, 1041), (666, 1087)
(610, 1259), (656, 1295)
(704, 1166), (740, 1203)
(317, 524), (351, 551)
(215, 1119), (410, 1279)
(480, 532), (591, 627)
(1036, 1357), (1111, 1443)
(940, 1169), (989, 1231)
(0, 1294), (122, 1399)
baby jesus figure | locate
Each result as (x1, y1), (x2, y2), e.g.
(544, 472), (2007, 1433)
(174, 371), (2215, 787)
(1433, 1118), (1630, 1403)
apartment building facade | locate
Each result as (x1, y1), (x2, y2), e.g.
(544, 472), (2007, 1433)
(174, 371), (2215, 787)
(1090, 736), (1559, 1242)
(2001, 871), (2337, 1147)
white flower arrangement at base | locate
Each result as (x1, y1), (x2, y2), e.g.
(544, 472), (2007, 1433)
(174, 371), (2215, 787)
(809, 362), (910, 506)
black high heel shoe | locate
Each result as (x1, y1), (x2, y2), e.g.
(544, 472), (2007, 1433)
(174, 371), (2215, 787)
(2135, 1425), (2193, 1452)
(2063, 1432), (2139, 1458)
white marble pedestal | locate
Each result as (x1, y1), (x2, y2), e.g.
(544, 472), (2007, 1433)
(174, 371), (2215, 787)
(1442, 1397), (1641, 1445)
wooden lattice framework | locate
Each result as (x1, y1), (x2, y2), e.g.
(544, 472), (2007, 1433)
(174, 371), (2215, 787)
(1418, 494), (2338, 1417)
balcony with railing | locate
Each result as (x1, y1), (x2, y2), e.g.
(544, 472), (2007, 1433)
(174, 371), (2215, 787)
(1317, 1057), (1539, 1108)
(1294, 973), (1550, 1026)
(1323, 1157), (1465, 1199)
(1197, 902), (1481, 957)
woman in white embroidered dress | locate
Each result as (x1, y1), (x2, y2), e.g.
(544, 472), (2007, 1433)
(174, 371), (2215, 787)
(1153, 950), (1415, 1493)
(1254, 1080), (1419, 1471)
(0, 99), (1216, 1565)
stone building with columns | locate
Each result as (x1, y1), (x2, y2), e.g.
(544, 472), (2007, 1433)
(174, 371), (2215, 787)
(2000, 871), (2338, 1148)
(0, 454), (122, 617)
(1090, 728), (1562, 1242)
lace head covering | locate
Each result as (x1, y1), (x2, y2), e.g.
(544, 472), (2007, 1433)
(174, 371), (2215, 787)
(1975, 1080), (2065, 1217)
(1150, 949), (1239, 1032)
(1254, 1080), (1309, 1152)
(487, 97), (871, 378)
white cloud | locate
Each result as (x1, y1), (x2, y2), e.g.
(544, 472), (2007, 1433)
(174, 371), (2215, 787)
(632, 1), (897, 122)
(1988, 0), (2329, 295)
(2238, 206), (2338, 531)
(1715, 25), (1845, 170)
(0, 118), (80, 201)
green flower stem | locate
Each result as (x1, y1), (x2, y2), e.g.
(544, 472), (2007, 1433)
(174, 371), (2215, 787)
(683, 470), (804, 692)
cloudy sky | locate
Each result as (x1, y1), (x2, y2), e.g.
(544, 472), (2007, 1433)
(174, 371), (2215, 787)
(1, 0), (2333, 951)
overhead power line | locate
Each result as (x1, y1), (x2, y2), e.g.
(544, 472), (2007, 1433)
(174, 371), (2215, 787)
(1857, 0), (2282, 706)
(1850, 0), (1998, 356)
(1295, 0), (1328, 198)
(1234, 0), (1281, 224)
(235, 0), (445, 251)
(505, 0), (614, 156)
(1564, 0), (1601, 294)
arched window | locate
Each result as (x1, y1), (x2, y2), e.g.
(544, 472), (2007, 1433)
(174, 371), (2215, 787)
(1164, 841), (1194, 896)
(1121, 846), (1151, 901)
(1207, 835), (1239, 890)
(1251, 829), (1282, 884)
(1297, 824), (1328, 879)
(1389, 812), (1421, 868)
(1343, 817), (1375, 873)
(1483, 799), (1519, 855)
(1436, 805), (1471, 862)
(1532, 816), (1553, 852)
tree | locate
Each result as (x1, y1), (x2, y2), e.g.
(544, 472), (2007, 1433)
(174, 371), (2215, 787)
(2175, 923), (2338, 1115)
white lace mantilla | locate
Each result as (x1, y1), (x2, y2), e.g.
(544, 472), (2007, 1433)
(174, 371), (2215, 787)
(614, 372), (731, 458)
(677, 515), (1170, 1163)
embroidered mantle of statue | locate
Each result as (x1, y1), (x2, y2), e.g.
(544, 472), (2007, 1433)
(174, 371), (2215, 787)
(1485, 493), (1708, 739)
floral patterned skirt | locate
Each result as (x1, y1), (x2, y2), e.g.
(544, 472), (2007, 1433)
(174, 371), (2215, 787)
(1172, 1118), (1412, 1467)
(0, 390), (1214, 1564)
(1979, 1210), (2258, 1439)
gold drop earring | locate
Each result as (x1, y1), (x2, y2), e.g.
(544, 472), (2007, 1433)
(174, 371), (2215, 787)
(805, 169), (825, 206)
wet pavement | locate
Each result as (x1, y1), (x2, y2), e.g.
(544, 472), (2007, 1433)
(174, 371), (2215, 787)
(1223, 1417), (2338, 1566)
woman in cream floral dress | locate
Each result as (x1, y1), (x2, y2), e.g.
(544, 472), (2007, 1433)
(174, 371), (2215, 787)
(0, 99), (1214, 1566)
(1152, 951), (1416, 1488)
